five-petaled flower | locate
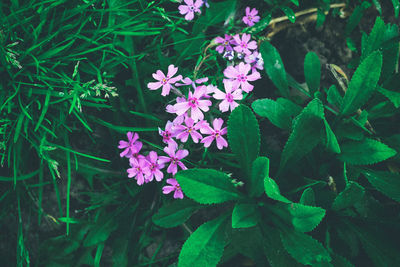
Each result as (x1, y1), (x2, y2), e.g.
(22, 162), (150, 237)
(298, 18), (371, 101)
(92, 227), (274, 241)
(213, 80), (243, 112)
(162, 178), (184, 199)
(127, 156), (151, 185)
(158, 143), (189, 175)
(215, 34), (236, 54)
(224, 62), (261, 93)
(178, 0), (203, 21)
(159, 121), (177, 147)
(173, 87), (212, 122)
(146, 151), (164, 182)
(242, 7), (260, 27)
(118, 132), (143, 158)
(174, 117), (204, 143)
(200, 118), (228, 150)
(233, 33), (257, 55)
(147, 65), (183, 96)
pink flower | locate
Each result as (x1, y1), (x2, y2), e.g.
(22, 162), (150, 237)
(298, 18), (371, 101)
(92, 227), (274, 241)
(245, 51), (264, 72)
(200, 118), (228, 150)
(146, 151), (164, 182)
(213, 81), (243, 112)
(175, 77), (208, 87)
(159, 121), (177, 147)
(127, 156), (151, 185)
(158, 143), (189, 175)
(162, 178), (184, 199)
(174, 117), (203, 143)
(178, 0), (203, 21)
(118, 132), (143, 158)
(215, 34), (236, 54)
(233, 33), (257, 55)
(147, 65), (183, 96)
(223, 62), (261, 93)
(242, 7), (260, 27)
(173, 87), (212, 122)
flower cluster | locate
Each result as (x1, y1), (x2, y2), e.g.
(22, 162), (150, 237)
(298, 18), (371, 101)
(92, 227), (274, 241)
(178, 0), (206, 21)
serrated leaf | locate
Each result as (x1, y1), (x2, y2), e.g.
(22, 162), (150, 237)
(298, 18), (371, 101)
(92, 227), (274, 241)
(287, 203), (326, 232)
(341, 51), (382, 115)
(281, 230), (331, 265)
(361, 17), (385, 60)
(377, 86), (400, 108)
(264, 177), (291, 203)
(280, 98), (325, 171)
(176, 169), (242, 204)
(304, 52), (321, 95)
(323, 120), (341, 153)
(228, 104), (260, 176)
(232, 203), (259, 228)
(260, 42), (290, 97)
(300, 188), (315, 206)
(152, 199), (198, 228)
(332, 182), (365, 210)
(338, 138), (397, 165)
(362, 169), (400, 202)
(252, 98), (292, 130)
(178, 214), (228, 267)
(249, 157), (269, 197)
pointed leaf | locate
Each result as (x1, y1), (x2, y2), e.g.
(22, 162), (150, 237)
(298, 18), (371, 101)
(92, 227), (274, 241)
(178, 214), (229, 267)
(281, 6), (295, 23)
(300, 188), (315, 206)
(176, 169), (242, 204)
(338, 138), (396, 165)
(304, 52), (321, 95)
(228, 104), (260, 176)
(287, 203), (326, 232)
(341, 51), (382, 115)
(323, 120), (341, 153)
(249, 157), (269, 197)
(332, 182), (365, 210)
(264, 177), (291, 203)
(362, 169), (400, 202)
(260, 42), (290, 97)
(152, 199), (198, 228)
(252, 99), (292, 130)
(377, 86), (400, 108)
(361, 17), (385, 60)
(232, 203), (259, 228)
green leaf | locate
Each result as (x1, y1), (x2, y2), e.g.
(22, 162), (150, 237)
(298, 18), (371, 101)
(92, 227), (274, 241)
(260, 42), (290, 97)
(304, 52), (321, 95)
(276, 98), (302, 117)
(371, 0), (382, 14)
(331, 253), (355, 267)
(279, 99), (325, 171)
(249, 157), (269, 197)
(341, 51), (382, 115)
(332, 182), (365, 210)
(152, 199), (198, 228)
(361, 17), (385, 60)
(264, 177), (291, 203)
(252, 99), (292, 130)
(323, 120), (341, 153)
(327, 85), (343, 110)
(300, 188), (315, 206)
(362, 169), (400, 202)
(392, 0), (400, 17)
(338, 138), (397, 165)
(176, 169), (242, 204)
(287, 203), (326, 232)
(178, 214), (228, 267)
(345, 2), (371, 36)
(281, 6), (295, 23)
(290, 0), (299, 6)
(83, 216), (118, 247)
(232, 203), (259, 228)
(281, 230), (331, 265)
(381, 24), (400, 81)
(228, 105), (260, 176)
(377, 87), (400, 108)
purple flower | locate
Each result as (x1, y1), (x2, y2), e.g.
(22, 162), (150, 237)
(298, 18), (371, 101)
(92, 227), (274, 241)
(158, 143), (189, 175)
(147, 65), (183, 96)
(215, 34), (236, 54)
(245, 51), (264, 72)
(200, 118), (228, 150)
(118, 132), (143, 158)
(178, 0), (203, 21)
(127, 156), (151, 185)
(159, 121), (177, 147)
(233, 33), (257, 55)
(173, 87), (212, 122)
(175, 77), (208, 87)
(146, 151), (164, 182)
(223, 62), (261, 93)
(162, 178), (184, 199)
(213, 80), (243, 112)
(242, 7), (260, 27)
(174, 117), (204, 143)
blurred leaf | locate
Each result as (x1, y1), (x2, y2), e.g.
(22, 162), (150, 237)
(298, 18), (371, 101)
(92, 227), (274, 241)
(327, 85), (343, 110)
(84, 216), (118, 247)
(176, 169), (242, 204)
(377, 86), (400, 108)
(341, 51), (382, 116)
(381, 24), (400, 81)
(300, 188), (315, 206)
(392, 0), (400, 17)
(232, 203), (259, 228)
(287, 203), (326, 232)
(332, 182), (365, 210)
(362, 169), (400, 202)
(345, 2), (371, 35)
(252, 98), (292, 130)
(338, 138), (396, 165)
(228, 104), (260, 176)
(260, 41), (290, 97)
(249, 157), (269, 197)
(281, 6), (295, 23)
(304, 52), (321, 95)
(152, 199), (198, 228)
(331, 253), (355, 267)
(178, 214), (229, 267)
